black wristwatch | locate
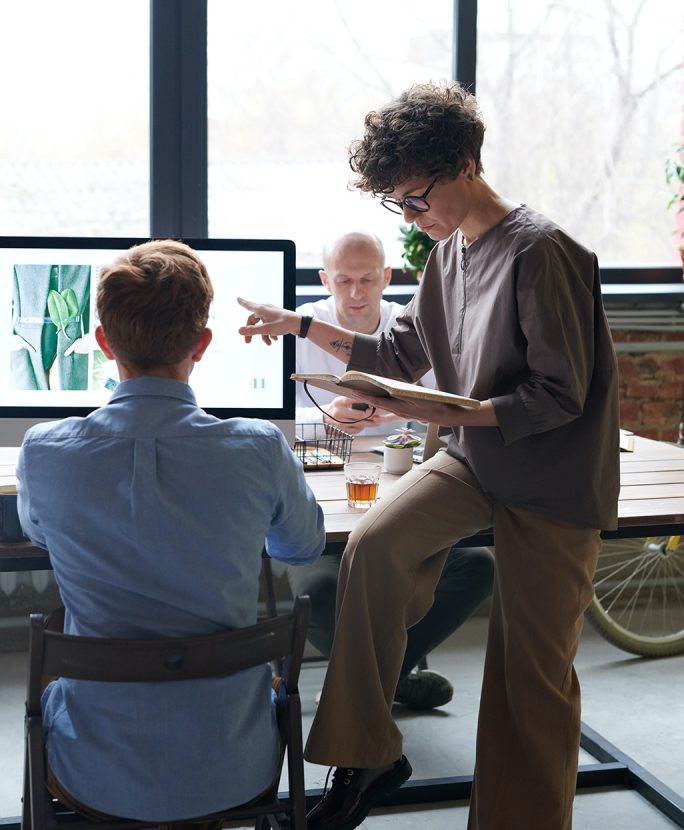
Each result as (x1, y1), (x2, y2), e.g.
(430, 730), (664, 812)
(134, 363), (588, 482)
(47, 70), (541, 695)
(298, 315), (313, 339)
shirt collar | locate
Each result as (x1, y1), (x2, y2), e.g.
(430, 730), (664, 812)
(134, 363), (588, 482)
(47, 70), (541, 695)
(107, 376), (198, 406)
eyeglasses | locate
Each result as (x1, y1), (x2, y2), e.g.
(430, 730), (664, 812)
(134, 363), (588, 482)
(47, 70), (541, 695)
(380, 178), (438, 215)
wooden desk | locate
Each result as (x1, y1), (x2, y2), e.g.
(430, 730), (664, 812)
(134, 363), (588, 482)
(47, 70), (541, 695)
(308, 433), (684, 543)
(2, 434), (684, 564)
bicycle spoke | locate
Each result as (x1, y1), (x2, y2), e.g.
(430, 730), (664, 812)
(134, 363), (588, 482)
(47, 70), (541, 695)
(665, 554), (684, 582)
(663, 558), (684, 625)
(589, 536), (684, 653)
(598, 554), (660, 608)
(594, 551), (650, 576)
(634, 559), (663, 635)
(593, 553), (652, 587)
(616, 554), (661, 631)
(597, 547), (649, 557)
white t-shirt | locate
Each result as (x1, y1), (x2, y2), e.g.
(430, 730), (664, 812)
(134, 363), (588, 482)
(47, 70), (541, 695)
(295, 296), (435, 435)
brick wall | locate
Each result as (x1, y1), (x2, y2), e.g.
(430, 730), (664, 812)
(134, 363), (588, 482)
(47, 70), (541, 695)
(612, 330), (684, 442)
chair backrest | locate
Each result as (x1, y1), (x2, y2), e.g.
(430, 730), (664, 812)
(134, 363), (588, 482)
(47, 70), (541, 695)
(24, 597), (310, 830)
(26, 596), (309, 714)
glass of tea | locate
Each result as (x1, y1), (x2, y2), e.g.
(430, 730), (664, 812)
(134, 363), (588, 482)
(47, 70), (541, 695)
(344, 462), (381, 509)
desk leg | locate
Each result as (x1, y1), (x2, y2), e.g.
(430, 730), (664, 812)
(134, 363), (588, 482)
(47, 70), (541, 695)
(579, 722), (684, 827)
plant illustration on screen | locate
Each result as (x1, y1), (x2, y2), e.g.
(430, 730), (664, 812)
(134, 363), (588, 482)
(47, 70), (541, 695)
(10, 264), (91, 391)
(47, 288), (81, 336)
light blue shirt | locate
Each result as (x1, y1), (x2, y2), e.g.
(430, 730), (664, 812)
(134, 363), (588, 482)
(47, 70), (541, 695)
(16, 377), (325, 821)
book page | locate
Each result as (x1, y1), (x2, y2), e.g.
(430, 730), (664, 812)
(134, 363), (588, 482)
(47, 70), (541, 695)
(294, 376), (385, 402)
(342, 372), (480, 409)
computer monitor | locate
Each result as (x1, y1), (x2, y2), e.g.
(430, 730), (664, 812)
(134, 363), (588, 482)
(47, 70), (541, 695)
(0, 237), (296, 445)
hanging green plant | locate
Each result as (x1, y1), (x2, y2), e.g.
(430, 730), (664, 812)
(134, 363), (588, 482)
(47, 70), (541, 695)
(398, 225), (437, 279)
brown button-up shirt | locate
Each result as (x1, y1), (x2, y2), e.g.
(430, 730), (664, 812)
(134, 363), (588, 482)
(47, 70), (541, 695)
(348, 205), (619, 529)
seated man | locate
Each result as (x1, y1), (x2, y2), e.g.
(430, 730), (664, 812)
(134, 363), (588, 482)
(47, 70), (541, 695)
(289, 230), (494, 709)
(16, 240), (325, 824)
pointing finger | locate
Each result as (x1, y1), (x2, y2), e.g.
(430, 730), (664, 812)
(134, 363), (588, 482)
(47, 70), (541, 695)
(237, 296), (258, 312)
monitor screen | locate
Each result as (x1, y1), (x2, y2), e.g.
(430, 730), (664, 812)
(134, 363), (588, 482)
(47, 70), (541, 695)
(0, 237), (295, 434)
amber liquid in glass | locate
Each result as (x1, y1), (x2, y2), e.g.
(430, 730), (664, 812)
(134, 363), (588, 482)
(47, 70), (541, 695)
(346, 479), (379, 508)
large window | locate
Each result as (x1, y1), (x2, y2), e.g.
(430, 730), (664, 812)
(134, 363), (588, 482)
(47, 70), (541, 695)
(207, 0), (453, 266)
(0, 1), (149, 237)
(3, 1), (682, 275)
(476, 0), (684, 266)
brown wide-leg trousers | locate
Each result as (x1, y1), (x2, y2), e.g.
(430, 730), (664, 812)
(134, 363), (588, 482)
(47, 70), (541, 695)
(304, 451), (600, 830)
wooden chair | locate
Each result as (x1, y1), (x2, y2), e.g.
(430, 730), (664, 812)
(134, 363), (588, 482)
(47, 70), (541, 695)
(22, 597), (310, 830)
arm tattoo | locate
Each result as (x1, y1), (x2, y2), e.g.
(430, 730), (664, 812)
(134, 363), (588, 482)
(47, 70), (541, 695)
(329, 338), (353, 358)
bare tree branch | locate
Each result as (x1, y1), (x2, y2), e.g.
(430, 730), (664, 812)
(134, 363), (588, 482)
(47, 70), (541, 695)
(333, 0), (395, 99)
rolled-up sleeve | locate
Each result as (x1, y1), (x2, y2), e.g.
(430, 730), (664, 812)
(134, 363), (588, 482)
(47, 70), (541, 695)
(265, 431), (326, 564)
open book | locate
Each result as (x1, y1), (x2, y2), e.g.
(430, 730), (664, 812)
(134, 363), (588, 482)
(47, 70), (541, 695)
(291, 371), (480, 409)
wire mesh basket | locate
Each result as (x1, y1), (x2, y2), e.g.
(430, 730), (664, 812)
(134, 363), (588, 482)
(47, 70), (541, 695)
(293, 423), (355, 470)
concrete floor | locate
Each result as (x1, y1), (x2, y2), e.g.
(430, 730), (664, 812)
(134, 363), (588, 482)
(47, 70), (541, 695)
(1, 615), (683, 829)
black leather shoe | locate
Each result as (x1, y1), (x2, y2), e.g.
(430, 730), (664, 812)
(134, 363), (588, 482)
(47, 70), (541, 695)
(394, 669), (454, 710)
(307, 755), (412, 830)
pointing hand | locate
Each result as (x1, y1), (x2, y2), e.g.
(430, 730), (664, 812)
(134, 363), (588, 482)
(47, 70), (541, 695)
(237, 297), (300, 345)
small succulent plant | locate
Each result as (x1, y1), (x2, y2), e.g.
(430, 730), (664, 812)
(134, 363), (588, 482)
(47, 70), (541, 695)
(384, 427), (422, 449)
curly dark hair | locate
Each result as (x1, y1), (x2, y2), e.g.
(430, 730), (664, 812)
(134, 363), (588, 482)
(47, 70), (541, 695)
(348, 81), (485, 195)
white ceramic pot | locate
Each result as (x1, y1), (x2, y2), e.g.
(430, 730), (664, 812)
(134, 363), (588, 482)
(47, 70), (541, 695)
(383, 445), (415, 475)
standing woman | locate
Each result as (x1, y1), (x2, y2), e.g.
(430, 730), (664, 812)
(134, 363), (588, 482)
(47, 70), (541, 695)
(239, 81), (619, 830)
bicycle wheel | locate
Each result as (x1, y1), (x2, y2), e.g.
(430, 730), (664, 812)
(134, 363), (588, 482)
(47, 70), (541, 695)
(586, 536), (684, 657)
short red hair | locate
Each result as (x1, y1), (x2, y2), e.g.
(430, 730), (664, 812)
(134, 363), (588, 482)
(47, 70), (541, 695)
(96, 240), (213, 369)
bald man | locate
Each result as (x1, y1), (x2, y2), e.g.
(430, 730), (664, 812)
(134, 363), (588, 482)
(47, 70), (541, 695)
(289, 231), (494, 710)
(296, 231), (406, 434)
